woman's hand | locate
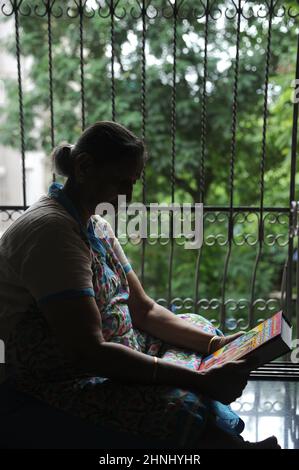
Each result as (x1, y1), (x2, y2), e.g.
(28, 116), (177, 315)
(209, 332), (245, 354)
(196, 360), (252, 405)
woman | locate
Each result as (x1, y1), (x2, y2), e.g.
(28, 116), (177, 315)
(0, 121), (279, 449)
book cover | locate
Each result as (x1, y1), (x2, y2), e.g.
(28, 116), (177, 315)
(199, 311), (291, 371)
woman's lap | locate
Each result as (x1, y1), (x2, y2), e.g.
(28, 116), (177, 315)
(6, 311), (243, 447)
(32, 378), (208, 447)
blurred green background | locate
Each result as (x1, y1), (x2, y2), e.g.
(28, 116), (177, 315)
(0, 0), (298, 329)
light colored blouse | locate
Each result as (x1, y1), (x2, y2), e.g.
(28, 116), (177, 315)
(0, 183), (132, 349)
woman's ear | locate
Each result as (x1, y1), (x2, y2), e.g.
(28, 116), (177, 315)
(74, 152), (94, 182)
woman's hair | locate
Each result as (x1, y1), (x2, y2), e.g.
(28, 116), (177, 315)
(52, 121), (146, 178)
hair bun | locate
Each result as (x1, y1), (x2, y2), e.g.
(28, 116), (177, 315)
(52, 143), (73, 177)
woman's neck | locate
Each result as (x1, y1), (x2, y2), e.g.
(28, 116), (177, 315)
(62, 179), (95, 227)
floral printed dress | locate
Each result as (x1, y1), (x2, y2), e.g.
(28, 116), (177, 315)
(6, 183), (244, 449)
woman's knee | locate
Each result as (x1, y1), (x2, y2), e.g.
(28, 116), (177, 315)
(175, 313), (217, 334)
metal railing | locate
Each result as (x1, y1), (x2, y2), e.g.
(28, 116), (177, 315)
(0, 1), (298, 371)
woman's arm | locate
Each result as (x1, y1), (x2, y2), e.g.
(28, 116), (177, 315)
(42, 295), (197, 388)
(127, 270), (214, 354)
(41, 295), (250, 404)
(127, 270), (243, 355)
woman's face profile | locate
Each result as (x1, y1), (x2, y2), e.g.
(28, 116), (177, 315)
(84, 152), (144, 206)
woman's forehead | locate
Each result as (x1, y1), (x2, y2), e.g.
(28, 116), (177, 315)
(110, 154), (144, 176)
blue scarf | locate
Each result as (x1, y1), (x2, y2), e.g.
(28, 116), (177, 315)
(48, 182), (106, 259)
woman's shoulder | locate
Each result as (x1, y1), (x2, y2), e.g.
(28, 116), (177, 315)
(1, 195), (80, 246)
(26, 195), (78, 227)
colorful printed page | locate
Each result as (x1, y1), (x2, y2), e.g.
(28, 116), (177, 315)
(199, 311), (282, 371)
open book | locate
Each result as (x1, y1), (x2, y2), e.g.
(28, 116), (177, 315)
(199, 311), (292, 371)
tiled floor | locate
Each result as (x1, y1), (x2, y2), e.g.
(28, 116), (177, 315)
(231, 381), (299, 449)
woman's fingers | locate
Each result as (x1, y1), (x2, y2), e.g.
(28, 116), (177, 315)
(242, 356), (260, 370)
(204, 360), (250, 404)
(224, 359), (256, 373)
(220, 331), (245, 347)
(222, 360), (250, 375)
(228, 332), (245, 341)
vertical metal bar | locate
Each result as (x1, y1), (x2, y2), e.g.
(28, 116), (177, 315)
(292, 382), (298, 447)
(296, 230), (299, 342)
(286, 30), (299, 324)
(194, 0), (209, 314)
(110, 0), (116, 121)
(255, 381), (260, 441)
(47, 0), (56, 182)
(79, 0), (86, 130)
(199, 3), (208, 205)
(249, 0), (273, 329)
(285, 382), (291, 449)
(140, 0), (147, 286)
(220, 0), (242, 331)
(14, 0), (27, 207)
(167, 0), (177, 308)
(280, 259), (287, 313)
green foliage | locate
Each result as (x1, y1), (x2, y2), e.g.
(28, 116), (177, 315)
(0, 0), (298, 322)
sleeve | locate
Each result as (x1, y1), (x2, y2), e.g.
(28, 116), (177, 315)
(94, 216), (132, 274)
(20, 220), (95, 305)
(111, 235), (133, 274)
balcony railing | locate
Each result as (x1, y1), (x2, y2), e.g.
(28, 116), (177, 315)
(0, 1), (298, 377)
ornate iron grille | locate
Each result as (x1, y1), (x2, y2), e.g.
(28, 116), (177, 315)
(0, 0), (298, 377)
